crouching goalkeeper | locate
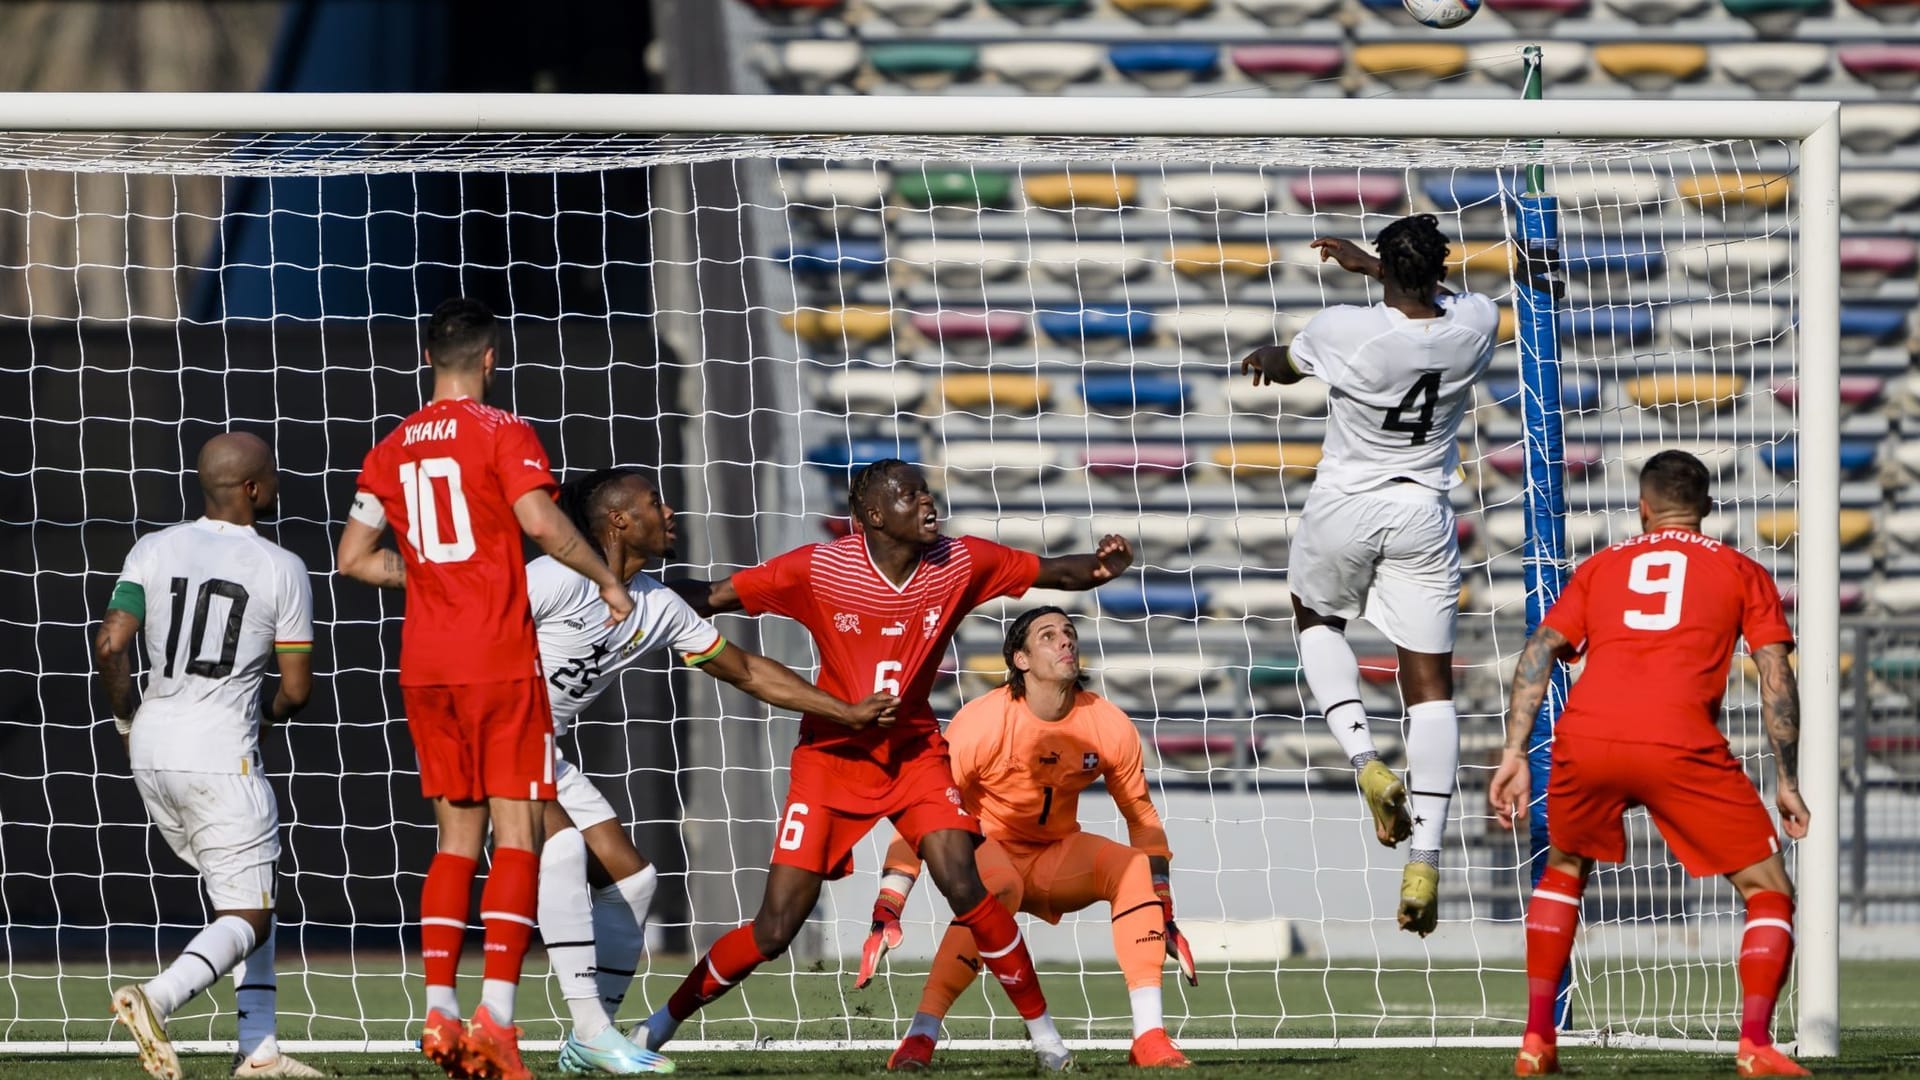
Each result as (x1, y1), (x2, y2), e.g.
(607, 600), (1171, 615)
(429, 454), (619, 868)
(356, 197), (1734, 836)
(861, 606), (1197, 1070)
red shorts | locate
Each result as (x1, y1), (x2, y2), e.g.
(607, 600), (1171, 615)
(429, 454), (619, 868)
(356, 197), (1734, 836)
(403, 677), (556, 803)
(773, 745), (980, 880)
(1547, 735), (1779, 878)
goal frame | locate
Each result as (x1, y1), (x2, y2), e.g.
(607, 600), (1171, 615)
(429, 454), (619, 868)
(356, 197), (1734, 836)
(0, 92), (1841, 1059)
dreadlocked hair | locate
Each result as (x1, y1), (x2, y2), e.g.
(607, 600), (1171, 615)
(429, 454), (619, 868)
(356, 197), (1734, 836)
(1375, 213), (1452, 294)
(558, 466), (650, 542)
(847, 457), (911, 519)
(1002, 605), (1083, 700)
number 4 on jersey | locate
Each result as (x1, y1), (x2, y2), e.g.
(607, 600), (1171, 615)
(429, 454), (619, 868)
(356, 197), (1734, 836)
(1383, 371), (1442, 445)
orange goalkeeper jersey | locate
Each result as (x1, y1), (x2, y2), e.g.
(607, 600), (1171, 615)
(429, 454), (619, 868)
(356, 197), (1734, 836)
(945, 684), (1170, 857)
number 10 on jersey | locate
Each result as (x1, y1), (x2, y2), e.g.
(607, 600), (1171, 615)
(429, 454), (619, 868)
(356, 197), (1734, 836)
(399, 457), (475, 564)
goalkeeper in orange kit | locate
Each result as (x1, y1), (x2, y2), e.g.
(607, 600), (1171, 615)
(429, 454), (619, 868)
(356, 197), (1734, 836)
(860, 606), (1196, 1070)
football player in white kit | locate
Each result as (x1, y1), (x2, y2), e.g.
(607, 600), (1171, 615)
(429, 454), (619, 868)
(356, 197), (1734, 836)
(1242, 214), (1500, 937)
(534, 467), (897, 1075)
(94, 433), (321, 1079)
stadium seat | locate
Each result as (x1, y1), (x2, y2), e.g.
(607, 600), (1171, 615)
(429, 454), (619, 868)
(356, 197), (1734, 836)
(1089, 513), (1209, 560)
(1839, 44), (1920, 93)
(1220, 514), (1301, 561)
(1232, 0), (1343, 25)
(782, 306), (896, 348)
(1840, 235), (1918, 288)
(1752, 509), (1875, 548)
(868, 42), (980, 90)
(1849, 0), (1920, 19)
(1872, 578), (1920, 614)
(1162, 173), (1274, 217)
(1164, 305), (1286, 354)
(1167, 244), (1278, 291)
(780, 240), (886, 277)
(1209, 441), (1322, 481)
(1483, 443), (1603, 479)
(1209, 580), (1296, 620)
(980, 42), (1106, 93)
(1288, 173), (1406, 215)
(737, 0), (845, 21)
(1351, 44), (1470, 92)
(1024, 172), (1139, 212)
(1713, 43), (1832, 94)
(1840, 170), (1920, 222)
(1605, 0), (1706, 21)
(894, 168), (1015, 210)
(1483, 508), (1615, 551)
(1082, 372), (1188, 414)
(941, 372), (1053, 413)
(893, 238), (1023, 288)
(946, 512), (1079, 551)
(1720, 0), (1825, 35)
(1558, 305), (1656, 347)
(824, 368), (926, 417)
(1668, 237), (1793, 286)
(1662, 301), (1792, 351)
(1353, 0), (1416, 22)
(938, 439), (1059, 491)
(1229, 44), (1346, 89)
(910, 308), (1029, 346)
(865, 0), (972, 26)
(1449, 240), (1514, 283)
(1887, 509), (1920, 549)
(1483, 375), (1604, 416)
(1035, 303), (1155, 349)
(1109, 43), (1221, 90)
(1780, 582), (1867, 613)
(1083, 443), (1191, 486)
(1624, 373), (1745, 410)
(1471, 41), (1590, 88)
(1111, 0), (1216, 23)
(1144, 731), (1247, 771)
(1097, 655), (1226, 707)
(1842, 103), (1920, 155)
(1675, 172), (1791, 215)
(1030, 241), (1154, 290)
(1549, 172), (1668, 217)
(754, 41), (864, 93)
(1561, 237), (1664, 279)
(1481, 0), (1588, 31)
(1771, 375), (1886, 411)
(1497, 306), (1517, 343)
(1841, 303), (1911, 349)
(1421, 171), (1516, 216)
(1226, 374), (1329, 417)
(807, 437), (920, 481)
(1592, 43), (1709, 92)
(796, 168), (888, 220)
(1756, 438), (1878, 478)
(987, 0), (1091, 22)
(1095, 581), (1208, 621)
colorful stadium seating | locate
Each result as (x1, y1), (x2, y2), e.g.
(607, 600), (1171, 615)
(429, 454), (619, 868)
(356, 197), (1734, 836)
(781, 305), (896, 348)
(1662, 301), (1792, 351)
(1840, 303), (1912, 350)
(1162, 172), (1273, 216)
(1548, 171), (1667, 216)
(1029, 241), (1154, 289)
(946, 512), (1080, 551)
(910, 308), (1029, 346)
(825, 368), (927, 414)
(1208, 442), (1323, 481)
(1713, 43), (1834, 94)
(1109, 43), (1221, 90)
(1559, 305), (1656, 346)
(1719, 0), (1825, 35)
(797, 168), (888, 220)
(1841, 170), (1920, 222)
(1841, 103), (1920, 155)
(1752, 509), (1876, 548)
(938, 439), (1059, 490)
(1771, 375), (1888, 411)
(1111, 0), (1217, 24)
(1484, 444), (1604, 478)
(1090, 513), (1210, 560)
(1449, 240), (1515, 284)
(1025, 172), (1139, 212)
(1421, 171), (1517, 216)
(1083, 443), (1191, 485)
(1561, 237), (1664, 279)
(1675, 172), (1792, 215)
(1165, 305), (1288, 353)
(1350, 44), (1470, 92)
(980, 42), (1106, 93)
(1208, 579), (1296, 620)
(1483, 375), (1604, 416)
(894, 238), (1023, 288)
(1094, 581), (1208, 621)
(869, 42), (980, 90)
(1840, 236), (1917, 288)
(1289, 173), (1406, 215)
(1592, 43), (1709, 92)
(1848, 0), (1920, 21)
(941, 372), (1053, 412)
(808, 437), (921, 481)
(780, 240), (886, 277)
(1471, 41), (1590, 87)
(1225, 375), (1329, 417)
(1605, 0), (1706, 22)
(1231, 0), (1344, 24)
(754, 41), (863, 93)
(1220, 515), (1300, 561)
(1168, 244), (1278, 291)
(893, 167), (1014, 210)
(1082, 372), (1188, 414)
(1229, 44), (1345, 89)
(864, 0), (972, 26)
(988, 0), (1090, 22)
(1838, 44), (1920, 93)
(1624, 373), (1746, 410)
(1036, 303), (1156, 349)
(1669, 237), (1792, 286)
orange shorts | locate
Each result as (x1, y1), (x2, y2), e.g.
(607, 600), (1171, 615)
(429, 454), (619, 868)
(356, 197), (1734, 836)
(992, 833), (1159, 926)
(774, 745), (979, 880)
(1547, 735), (1779, 878)
(403, 676), (556, 803)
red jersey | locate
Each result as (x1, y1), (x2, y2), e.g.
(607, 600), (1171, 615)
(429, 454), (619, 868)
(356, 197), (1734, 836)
(1542, 527), (1793, 750)
(353, 397), (557, 686)
(732, 533), (1039, 765)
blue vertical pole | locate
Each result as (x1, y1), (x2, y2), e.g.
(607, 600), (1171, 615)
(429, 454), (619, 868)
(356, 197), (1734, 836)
(1516, 43), (1575, 1033)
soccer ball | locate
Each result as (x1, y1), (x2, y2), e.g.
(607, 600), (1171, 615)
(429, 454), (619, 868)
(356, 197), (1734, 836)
(1402, 0), (1480, 27)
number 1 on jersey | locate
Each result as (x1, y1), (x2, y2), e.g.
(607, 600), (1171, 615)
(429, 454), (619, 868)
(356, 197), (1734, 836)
(1624, 550), (1687, 631)
(398, 457), (476, 564)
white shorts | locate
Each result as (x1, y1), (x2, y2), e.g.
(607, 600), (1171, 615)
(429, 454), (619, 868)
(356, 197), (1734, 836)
(133, 769), (279, 911)
(1287, 485), (1462, 654)
(554, 752), (620, 832)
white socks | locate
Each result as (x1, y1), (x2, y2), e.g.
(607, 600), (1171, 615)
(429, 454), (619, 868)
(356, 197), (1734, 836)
(1025, 1010), (1068, 1056)
(144, 915), (256, 1018)
(1298, 625), (1377, 767)
(234, 920), (279, 1063)
(1406, 699), (1460, 859)
(540, 826), (661, 1040)
(426, 983), (459, 1019)
(1129, 986), (1164, 1038)
(593, 865), (657, 1018)
(481, 979), (517, 1025)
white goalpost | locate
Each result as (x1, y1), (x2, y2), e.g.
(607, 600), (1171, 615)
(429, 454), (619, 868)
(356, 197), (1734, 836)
(0, 93), (1838, 1059)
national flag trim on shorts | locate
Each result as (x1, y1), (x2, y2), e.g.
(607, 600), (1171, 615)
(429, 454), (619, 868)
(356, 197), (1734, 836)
(682, 636), (727, 667)
(274, 640), (312, 654)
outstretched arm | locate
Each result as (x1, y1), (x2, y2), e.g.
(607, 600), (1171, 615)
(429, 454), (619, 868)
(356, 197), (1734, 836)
(1240, 344), (1304, 387)
(697, 642), (895, 730)
(1033, 534), (1134, 591)
(1488, 625), (1575, 830)
(1754, 643), (1810, 839)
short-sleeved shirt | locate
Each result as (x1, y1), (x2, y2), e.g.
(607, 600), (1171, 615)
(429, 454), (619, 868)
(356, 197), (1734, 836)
(1289, 293), (1499, 495)
(945, 684), (1170, 856)
(526, 554), (725, 736)
(1542, 527), (1795, 750)
(350, 398), (556, 686)
(111, 518), (313, 773)
(731, 533), (1039, 765)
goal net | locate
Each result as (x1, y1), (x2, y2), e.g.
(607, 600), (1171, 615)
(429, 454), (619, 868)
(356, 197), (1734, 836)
(0, 95), (1839, 1056)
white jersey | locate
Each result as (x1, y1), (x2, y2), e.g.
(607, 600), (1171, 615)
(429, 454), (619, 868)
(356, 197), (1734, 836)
(1290, 292), (1499, 495)
(113, 518), (313, 774)
(526, 555), (725, 736)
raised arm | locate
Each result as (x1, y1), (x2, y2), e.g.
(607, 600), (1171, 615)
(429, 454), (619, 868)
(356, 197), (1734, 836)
(1754, 642), (1810, 839)
(1033, 534), (1134, 591)
(335, 517), (407, 589)
(94, 609), (141, 734)
(1488, 624), (1576, 830)
(696, 642), (895, 730)
(512, 488), (634, 624)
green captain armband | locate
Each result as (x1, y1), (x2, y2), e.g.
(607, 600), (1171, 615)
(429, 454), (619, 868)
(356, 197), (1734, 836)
(107, 580), (145, 621)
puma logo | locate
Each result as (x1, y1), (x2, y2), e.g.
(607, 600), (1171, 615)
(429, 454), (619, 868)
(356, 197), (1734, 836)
(1136, 930), (1165, 945)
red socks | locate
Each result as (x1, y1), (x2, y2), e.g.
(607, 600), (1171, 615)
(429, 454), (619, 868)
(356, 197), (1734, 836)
(954, 894), (1048, 1021)
(1738, 891), (1796, 1046)
(480, 846), (540, 986)
(1523, 866), (1585, 1040)
(669, 925), (771, 1021)
(421, 852), (479, 995)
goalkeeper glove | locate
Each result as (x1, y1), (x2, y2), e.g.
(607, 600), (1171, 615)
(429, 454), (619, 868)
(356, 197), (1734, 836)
(857, 875), (913, 989)
(1156, 874), (1197, 986)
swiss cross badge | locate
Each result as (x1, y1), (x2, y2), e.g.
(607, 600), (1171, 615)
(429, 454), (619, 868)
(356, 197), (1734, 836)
(1082, 752), (1099, 770)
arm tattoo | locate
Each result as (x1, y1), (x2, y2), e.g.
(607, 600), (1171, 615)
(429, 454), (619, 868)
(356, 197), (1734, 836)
(1504, 627), (1568, 754)
(381, 548), (406, 587)
(1757, 647), (1801, 785)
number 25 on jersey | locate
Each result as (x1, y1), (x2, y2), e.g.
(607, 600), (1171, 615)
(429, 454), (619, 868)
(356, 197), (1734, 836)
(1624, 550), (1687, 631)
(398, 457), (475, 564)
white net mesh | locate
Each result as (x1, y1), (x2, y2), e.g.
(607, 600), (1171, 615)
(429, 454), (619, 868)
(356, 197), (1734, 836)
(0, 129), (1805, 1052)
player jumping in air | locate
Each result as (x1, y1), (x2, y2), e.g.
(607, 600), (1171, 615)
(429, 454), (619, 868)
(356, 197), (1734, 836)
(1241, 214), (1502, 936)
(99, 433), (321, 1080)
(532, 467), (897, 1075)
(1490, 450), (1810, 1078)
(337, 298), (634, 1080)
(639, 459), (1134, 1070)
(858, 606), (1197, 1070)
